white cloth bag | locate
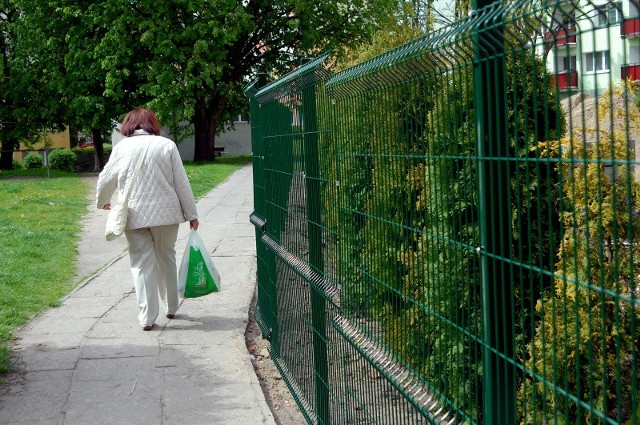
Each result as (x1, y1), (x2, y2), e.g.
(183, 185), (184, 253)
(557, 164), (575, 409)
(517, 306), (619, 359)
(104, 143), (149, 241)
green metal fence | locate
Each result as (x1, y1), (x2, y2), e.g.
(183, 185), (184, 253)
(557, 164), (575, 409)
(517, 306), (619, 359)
(246, 1), (640, 423)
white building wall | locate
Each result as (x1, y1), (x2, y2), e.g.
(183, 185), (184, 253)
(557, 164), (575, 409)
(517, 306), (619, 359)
(175, 120), (252, 161)
(112, 119), (252, 161)
(544, 0), (637, 97)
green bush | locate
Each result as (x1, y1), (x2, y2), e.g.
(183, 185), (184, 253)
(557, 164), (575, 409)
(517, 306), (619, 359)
(23, 152), (43, 169)
(517, 84), (640, 424)
(71, 143), (111, 155)
(11, 159), (22, 170)
(335, 51), (563, 418)
(48, 149), (77, 172)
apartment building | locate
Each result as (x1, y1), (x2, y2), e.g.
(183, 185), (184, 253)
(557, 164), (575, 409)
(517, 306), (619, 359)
(545, 0), (640, 96)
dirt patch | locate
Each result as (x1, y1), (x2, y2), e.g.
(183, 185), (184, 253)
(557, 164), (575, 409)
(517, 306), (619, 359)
(560, 90), (639, 139)
(245, 293), (306, 425)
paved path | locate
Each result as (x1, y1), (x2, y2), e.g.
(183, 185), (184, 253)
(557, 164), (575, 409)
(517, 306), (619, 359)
(0, 165), (276, 425)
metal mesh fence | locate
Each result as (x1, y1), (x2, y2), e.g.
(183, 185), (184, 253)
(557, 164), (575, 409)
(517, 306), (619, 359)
(246, 1), (640, 423)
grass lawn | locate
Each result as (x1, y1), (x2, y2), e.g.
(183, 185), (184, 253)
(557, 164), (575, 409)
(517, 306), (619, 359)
(184, 155), (252, 198)
(0, 155), (251, 376)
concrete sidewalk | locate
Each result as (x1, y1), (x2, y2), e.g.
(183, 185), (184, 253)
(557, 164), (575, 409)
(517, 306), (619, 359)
(0, 165), (276, 425)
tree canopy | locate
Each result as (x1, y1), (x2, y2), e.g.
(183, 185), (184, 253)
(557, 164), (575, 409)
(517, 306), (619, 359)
(0, 0), (150, 169)
(0, 1), (482, 168)
(111, 0), (398, 161)
(0, 1), (66, 169)
(0, 0), (398, 168)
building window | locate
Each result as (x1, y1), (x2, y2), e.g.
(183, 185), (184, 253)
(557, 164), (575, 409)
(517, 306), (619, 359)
(560, 55), (577, 72)
(596, 2), (623, 26)
(550, 11), (576, 31)
(585, 51), (610, 72)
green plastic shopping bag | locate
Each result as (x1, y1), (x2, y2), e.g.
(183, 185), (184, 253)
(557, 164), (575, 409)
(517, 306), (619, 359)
(178, 230), (221, 298)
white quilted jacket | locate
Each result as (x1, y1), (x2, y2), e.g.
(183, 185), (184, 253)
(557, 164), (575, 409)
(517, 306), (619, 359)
(96, 132), (198, 230)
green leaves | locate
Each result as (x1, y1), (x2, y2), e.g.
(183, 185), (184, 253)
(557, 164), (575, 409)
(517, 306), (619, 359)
(517, 84), (640, 424)
(5, 0), (397, 163)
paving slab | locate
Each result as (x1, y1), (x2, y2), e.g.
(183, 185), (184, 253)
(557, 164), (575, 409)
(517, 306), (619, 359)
(0, 165), (275, 425)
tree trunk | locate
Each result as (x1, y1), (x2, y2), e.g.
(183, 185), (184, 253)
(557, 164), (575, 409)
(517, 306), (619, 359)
(193, 95), (226, 162)
(91, 128), (106, 171)
(0, 138), (18, 170)
(69, 126), (78, 148)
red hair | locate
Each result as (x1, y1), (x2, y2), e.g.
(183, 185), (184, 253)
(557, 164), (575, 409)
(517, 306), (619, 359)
(120, 108), (161, 136)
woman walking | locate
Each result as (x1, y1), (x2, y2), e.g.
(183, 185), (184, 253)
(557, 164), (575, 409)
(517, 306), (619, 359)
(96, 108), (199, 330)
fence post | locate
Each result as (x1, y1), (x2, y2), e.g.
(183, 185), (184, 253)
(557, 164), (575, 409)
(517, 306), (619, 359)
(246, 75), (279, 348)
(301, 70), (330, 424)
(472, 1), (516, 423)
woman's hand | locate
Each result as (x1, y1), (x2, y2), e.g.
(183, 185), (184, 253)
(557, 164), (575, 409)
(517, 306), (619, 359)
(103, 203), (111, 210)
(190, 219), (199, 230)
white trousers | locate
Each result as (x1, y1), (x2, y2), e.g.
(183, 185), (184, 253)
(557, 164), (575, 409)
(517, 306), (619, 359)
(125, 224), (180, 327)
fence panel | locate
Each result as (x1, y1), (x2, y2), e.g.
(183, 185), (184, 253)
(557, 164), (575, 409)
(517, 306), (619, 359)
(327, 18), (483, 424)
(246, 1), (640, 423)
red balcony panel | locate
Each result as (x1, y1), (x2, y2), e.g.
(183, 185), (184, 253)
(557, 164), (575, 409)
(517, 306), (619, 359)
(621, 64), (640, 80)
(551, 71), (579, 90)
(621, 17), (640, 38)
(545, 28), (577, 46)
(557, 29), (577, 46)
